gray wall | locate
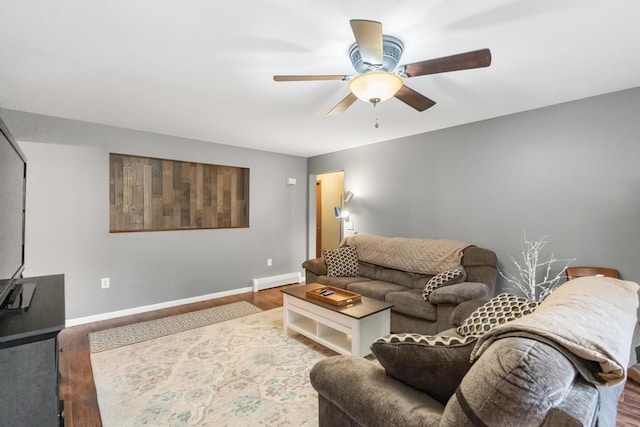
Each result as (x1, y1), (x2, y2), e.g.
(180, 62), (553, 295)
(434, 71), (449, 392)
(3, 86), (639, 323)
(0, 109), (308, 320)
(308, 87), (640, 290)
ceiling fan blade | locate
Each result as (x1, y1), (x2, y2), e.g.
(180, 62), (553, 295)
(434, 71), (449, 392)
(327, 93), (358, 116)
(402, 48), (492, 77)
(350, 19), (383, 66)
(394, 85), (436, 112)
(273, 75), (349, 82)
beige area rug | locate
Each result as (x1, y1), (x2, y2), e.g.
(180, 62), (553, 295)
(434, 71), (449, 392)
(91, 307), (337, 426)
(89, 301), (263, 353)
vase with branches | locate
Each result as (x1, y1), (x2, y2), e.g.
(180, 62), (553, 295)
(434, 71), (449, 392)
(499, 233), (575, 302)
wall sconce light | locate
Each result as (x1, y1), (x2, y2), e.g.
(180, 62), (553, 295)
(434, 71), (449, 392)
(334, 190), (355, 221)
(344, 191), (354, 203)
(334, 207), (350, 221)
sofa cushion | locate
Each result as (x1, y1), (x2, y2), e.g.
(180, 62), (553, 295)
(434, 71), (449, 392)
(323, 246), (359, 277)
(376, 267), (425, 288)
(422, 266), (466, 299)
(371, 333), (478, 405)
(316, 276), (372, 289)
(456, 293), (538, 337)
(358, 261), (378, 279)
(346, 280), (407, 301)
(413, 275), (431, 290)
(302, 257), (328, 276)
(385, 289), (437, 321)
(428, 282), (490, 305)
(460, 246), (498, 295)
(449, 299), (488, 327)
(440, 337), (577, 426)
(310, 356), (446, 427)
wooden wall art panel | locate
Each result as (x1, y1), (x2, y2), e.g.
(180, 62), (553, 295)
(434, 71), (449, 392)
(109, 153), (249, 232)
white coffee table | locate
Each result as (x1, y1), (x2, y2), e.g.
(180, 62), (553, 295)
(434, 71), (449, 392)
(281, 283), (393, 357)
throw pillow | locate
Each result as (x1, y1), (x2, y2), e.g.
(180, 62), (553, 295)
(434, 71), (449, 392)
(323, 246), (359, 277)
(422, 266), (466, 300)
(371, 333), (478, 405)
(456, 293), (539, 337)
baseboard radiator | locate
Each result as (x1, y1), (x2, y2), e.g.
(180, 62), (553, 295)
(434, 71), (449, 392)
(252, 272), (303, 292)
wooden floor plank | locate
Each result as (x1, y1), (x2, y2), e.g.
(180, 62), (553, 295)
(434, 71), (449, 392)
(58, 285), (640, 426)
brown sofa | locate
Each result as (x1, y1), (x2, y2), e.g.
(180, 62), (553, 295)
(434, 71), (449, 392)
(310, 277), (640, 426)
(302, 234), (497, 335)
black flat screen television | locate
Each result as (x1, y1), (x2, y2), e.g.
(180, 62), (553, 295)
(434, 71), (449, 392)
(0, 116), (31, 310)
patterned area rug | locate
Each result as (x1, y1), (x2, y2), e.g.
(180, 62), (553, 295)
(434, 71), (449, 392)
(90, 307), (337, 426)
(89, 301), (263, 353)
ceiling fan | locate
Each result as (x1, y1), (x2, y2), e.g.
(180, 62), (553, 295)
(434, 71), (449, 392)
(273, 19), (492, 115)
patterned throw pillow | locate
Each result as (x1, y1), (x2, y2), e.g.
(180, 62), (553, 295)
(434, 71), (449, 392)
(323, 246), (359, 277)
(422, 266), (466, 300)
(374, 333), (478, 347)
(371, 333), (478, 404)
(456, 293), (539, 337)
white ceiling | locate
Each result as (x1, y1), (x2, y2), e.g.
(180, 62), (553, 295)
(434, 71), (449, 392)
(1, 1), (639, 157)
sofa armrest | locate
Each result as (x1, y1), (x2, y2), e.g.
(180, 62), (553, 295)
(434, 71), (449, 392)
(302, 257), (327, 276)
(310, 356), (445, 426)
(429, 282), (490, 305)
(449, 298), (489, 326)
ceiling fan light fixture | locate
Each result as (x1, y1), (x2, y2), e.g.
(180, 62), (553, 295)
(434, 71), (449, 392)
(348, 72), (403, 104)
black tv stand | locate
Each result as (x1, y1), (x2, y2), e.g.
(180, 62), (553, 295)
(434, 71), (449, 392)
(0, 274), (65, 426)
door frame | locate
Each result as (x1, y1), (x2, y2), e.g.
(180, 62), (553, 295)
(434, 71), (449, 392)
(307, 174), (317, 260)
(315, 180), (322, 258)
(307, 171), (344, 260)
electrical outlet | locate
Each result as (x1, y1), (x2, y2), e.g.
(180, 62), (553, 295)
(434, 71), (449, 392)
(267, 258), (273, 267)
(101, 277), (110, 289)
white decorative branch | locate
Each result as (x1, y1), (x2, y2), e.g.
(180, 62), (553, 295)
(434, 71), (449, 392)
(499, 233), (575, 302)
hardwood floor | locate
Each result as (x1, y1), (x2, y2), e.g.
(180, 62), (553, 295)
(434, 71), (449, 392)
(58, 285), (291, 427)
(619, 379), (640, 426)
(59, 285), (640, 426)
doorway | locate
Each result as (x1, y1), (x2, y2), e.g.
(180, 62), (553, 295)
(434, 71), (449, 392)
(314, 171), (344, 257)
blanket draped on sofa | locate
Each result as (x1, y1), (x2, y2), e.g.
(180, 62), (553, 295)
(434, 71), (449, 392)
(471, 276), (640, 386)
(341, 234), (470, 275)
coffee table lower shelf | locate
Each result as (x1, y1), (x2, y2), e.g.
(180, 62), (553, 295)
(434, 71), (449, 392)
(283, 291), (391, 357)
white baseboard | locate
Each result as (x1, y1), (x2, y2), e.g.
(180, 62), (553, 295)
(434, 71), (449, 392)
(251, 272), (303, 292)
(65, 286), (253, 327)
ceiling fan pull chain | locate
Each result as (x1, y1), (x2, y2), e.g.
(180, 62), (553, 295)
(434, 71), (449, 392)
(374, 103), (379, 128)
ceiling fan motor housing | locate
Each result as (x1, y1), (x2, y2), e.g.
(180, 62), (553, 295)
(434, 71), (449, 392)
(349, 35), (404, 74)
